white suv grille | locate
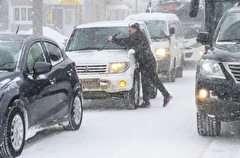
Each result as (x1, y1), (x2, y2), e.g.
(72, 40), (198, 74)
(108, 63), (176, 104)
(76, 64), (107, 73)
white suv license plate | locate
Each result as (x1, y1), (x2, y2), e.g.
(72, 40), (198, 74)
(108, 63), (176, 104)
(79, 78), (100, 87)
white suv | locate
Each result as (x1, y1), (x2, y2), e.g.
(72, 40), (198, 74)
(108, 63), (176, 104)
(65, 20), (156, 109)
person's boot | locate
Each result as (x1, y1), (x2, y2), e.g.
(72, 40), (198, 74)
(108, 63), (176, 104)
(163, 95), (172, 107)
(139, 101), (151, 108)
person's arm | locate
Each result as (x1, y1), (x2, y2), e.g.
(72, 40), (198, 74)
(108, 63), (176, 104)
(108, 35), (132, 48)
(112, 37), (131, 47)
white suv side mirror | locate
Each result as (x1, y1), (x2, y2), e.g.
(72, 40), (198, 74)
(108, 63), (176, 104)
(127, 49), (135, 58)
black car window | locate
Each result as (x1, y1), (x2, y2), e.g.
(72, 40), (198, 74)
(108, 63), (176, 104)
(27, 42), (46, 73)
(0, 40), (22, 71)
(0, 48), (15, 71)
(44, 42), (63, 65)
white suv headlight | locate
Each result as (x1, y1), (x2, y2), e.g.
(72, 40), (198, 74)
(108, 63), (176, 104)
(109, 62), (130, 73)
(199, 59), (225, 79)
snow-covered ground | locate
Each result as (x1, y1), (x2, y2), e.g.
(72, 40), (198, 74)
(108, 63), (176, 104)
(18, 69), (240, 158)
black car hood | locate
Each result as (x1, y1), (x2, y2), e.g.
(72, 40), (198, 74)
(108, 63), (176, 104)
(0, 71), (18, 90)
(203, 44), (240, 62)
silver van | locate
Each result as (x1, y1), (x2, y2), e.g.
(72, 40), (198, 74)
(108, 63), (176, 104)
(125, 13), (185, 82)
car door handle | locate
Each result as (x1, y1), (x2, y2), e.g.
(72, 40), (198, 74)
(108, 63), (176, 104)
(49, 78), (56, 84)
(68, 69), (73, 76)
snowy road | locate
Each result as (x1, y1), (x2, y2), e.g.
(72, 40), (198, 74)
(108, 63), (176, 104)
(19, 70), (240, 158)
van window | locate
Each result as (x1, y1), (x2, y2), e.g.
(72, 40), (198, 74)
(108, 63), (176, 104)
(170, 21), (183, 39)
(144, 20), (167, 41)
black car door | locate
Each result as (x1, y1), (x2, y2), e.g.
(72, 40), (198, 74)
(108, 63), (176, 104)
(25, 42), (59, 126)
(44, 42), (73, 120)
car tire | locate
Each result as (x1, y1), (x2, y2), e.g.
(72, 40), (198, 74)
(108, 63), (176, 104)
(124, 72), (140, 109)
(0, 106), (25, 158)
(64, 92), (83, 131)
(176, 56), (184, 78)
(197, 112), (221, 136)
(167, 68), (175, 82)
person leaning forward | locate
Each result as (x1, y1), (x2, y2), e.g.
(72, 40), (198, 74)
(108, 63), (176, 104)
(108, 22), (173, 108)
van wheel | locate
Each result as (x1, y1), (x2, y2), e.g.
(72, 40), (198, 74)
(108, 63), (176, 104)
(167, 68), (175, 82)
(0, 106), (25, 157)
(124, 72), (140, 109)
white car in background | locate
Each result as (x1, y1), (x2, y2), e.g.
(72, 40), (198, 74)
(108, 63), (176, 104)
(65, 20), (157, 109)
(183, 25), (205, 64)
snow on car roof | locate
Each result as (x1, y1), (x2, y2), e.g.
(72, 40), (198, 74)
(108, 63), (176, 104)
(76, 20), (146, 29)
(125, 13), (179, 21)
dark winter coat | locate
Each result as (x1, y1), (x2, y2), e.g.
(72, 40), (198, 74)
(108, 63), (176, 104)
(112, 30), (156, 70)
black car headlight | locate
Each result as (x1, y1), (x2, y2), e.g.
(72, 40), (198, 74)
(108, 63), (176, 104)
(199, 59), (225, 79)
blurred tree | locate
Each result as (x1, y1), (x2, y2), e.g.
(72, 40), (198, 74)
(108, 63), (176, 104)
(32, 0), (43, 35)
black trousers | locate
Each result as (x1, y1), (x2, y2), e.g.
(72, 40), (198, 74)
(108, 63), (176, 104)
(141, 67), (169, 102)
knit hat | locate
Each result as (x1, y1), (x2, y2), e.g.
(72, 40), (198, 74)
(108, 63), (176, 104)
(129, 22), (140, 31)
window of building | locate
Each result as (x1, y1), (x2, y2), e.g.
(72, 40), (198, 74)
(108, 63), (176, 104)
(14, 7), (32, 24)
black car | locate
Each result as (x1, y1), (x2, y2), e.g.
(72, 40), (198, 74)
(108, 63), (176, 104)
(0, 34), (83, 157)
(195, 3), (240, 136)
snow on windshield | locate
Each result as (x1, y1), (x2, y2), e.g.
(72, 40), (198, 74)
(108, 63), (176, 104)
(0, 41), (22, 71)
(65, 27), (129, 51)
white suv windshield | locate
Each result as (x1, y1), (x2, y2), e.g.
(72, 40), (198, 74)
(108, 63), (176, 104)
(65, 27), (129, 51)
(218, 12), (240, 41)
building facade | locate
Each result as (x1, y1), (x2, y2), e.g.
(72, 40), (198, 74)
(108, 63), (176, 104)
(0, 0), (146, 36)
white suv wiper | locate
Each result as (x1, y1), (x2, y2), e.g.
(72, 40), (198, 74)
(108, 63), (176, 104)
(98, 32), (120, 51)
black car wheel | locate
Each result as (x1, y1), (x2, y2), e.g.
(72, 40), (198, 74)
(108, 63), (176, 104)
(64, 92), (83, 131)
(124, 72), (140, 109)
(0, 106), (25, 157)
(197, 112), (221, 136)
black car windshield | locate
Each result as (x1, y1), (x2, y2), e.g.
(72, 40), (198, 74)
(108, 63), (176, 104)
(65, 27), (129, 51)
(218, 12), (240, 42)
(0, 40), (22, 71)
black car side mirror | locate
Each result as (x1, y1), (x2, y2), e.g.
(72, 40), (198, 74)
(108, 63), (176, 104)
(34, 62), (52, 74)
(197, 32), (210, 45)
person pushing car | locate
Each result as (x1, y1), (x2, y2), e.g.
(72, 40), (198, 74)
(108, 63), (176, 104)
(108, 22), (172, 108)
